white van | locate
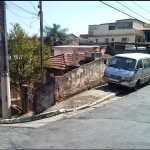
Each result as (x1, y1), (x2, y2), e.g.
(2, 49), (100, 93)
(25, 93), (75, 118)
(103, 53), (150, 90)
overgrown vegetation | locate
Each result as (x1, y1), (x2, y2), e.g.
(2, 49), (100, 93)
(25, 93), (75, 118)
(8, 23), (50, 94)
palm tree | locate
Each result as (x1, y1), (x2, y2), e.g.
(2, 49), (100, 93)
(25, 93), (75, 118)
(44, 24), (72, 47)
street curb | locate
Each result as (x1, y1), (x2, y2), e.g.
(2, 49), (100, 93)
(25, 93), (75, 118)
(0, 90), (126, 124)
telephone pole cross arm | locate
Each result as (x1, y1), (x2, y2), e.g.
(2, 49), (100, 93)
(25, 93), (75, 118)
(0, 1), (11, 119)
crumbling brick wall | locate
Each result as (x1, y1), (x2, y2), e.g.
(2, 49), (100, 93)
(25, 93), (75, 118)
(21, 58), (110, 114)
(55, 58), (110, 101)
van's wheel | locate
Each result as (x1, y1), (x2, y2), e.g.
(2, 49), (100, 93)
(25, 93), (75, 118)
(133, 80), (140, 91)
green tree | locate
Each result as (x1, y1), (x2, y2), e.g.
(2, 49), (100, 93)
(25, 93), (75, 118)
(8, 23), (50, 94)
(44, 23), (72, 47)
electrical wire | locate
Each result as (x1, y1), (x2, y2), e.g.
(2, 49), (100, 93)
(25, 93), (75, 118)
(7, 8), (31, 28)
(7, 6), (37, 19)
(8, 2), (50, 31)
(116, 1), (150, 22)
(100, 1), (138, 20)
(106, 1), (140, 20)
(29, 1), (38, 12)
(132, 1), (150, 15)
(119, 1), (150, 19)
(30, 17), (39, 27)
(6, 3), (38, 17)
(43, 20), (50, 27)
(8, 1), (38, 16)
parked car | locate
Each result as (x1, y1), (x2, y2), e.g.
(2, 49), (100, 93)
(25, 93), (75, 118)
(125, 44), (146, 50)
(102, 53), (150, 90)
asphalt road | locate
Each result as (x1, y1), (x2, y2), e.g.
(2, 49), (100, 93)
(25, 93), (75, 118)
(1, 84), (150, 149)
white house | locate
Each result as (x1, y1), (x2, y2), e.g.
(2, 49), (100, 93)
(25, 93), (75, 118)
(88, 18), (150, 43)
(52, 45), (100, 56)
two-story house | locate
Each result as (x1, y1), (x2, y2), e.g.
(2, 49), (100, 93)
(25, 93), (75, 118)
(88, 18), (150, 43)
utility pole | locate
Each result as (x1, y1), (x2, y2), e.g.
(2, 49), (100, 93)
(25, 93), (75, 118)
(38, 1), (44, 84)
(0, 1), (11, 119)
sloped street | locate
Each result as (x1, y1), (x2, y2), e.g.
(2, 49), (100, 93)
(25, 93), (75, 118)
(0, 84), (150, 149)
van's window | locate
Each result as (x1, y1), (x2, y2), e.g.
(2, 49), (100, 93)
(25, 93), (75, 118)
(143, 59), (150, 68)
(137, 60), (143, 69)
(108, 57), (136, 71)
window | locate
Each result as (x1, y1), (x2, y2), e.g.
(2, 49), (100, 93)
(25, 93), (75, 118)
(105, 38), (109, 43)
(109, 25), (116, 30)
(143, 59), (150, 68)
(122, 38), (127, 42)
(136, 60), (143, 69)
(111, 38), (114, 41)
(96, 39), (98, 43)
(123, 22), (130, 26)
(108, 57), (136, 71)
(109, 57), (118, 65)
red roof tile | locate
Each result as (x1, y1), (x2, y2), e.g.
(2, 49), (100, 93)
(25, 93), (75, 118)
(49, 52), (112, 70)
(49, 54), (80, 70)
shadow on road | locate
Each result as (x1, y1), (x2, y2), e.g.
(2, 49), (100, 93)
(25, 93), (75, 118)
(94, 84), (129, 93)
(94, 83), (149, 98)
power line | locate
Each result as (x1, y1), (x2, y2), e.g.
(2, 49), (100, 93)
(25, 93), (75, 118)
(119, 1), (150, 19)
(100, 1), (138, 20)
(29, 1), (38, 12)
(7, 6), (37, 19)
(116, 1), (150, 22)
(100, 1), (150, 23)
(30, 1), (50, 28)
(106, 1), (139, 19)
(132, 1), (150, 15)
(7, 8), (31, 28)
(30, 17), (39, 27)
(6, 3), (37, 17)
(8, 1), (38, 16)
(43, 20), (50, 27)
(8, 1), (50, 34)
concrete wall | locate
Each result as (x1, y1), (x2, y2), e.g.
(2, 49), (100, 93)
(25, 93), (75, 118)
(21, 58), (110, 114)
(88, 23), (144, 43)
(55, 58), (109, 101)
(133, 20), (144, 29)
(53, 46), (100, 56)
(33, 77), (56, 114)
(89, 35), (136, 43)
(92, 25), (137, 36)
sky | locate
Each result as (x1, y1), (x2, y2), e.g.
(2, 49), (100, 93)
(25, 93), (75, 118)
(5, 1), (150, 37)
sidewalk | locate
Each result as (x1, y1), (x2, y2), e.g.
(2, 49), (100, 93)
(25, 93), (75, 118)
(44, 84), (127, 112)
(0, 84), (127, 124)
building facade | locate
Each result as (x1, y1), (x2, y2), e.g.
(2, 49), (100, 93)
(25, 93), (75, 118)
(52, 45), (100, 56)
(88, 19), (150, 43)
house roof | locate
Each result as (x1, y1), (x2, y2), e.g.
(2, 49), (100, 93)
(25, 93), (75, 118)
(53, 45), (100, 48)
(46, 52), (112, 71)
(66, 33), (77, 38)
(49, 53), (80, 70)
